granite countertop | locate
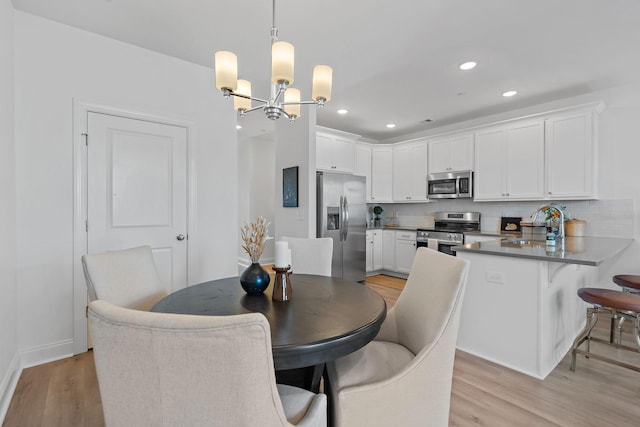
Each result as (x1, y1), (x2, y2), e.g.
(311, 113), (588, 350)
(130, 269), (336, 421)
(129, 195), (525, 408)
(453, 236), (633, 266)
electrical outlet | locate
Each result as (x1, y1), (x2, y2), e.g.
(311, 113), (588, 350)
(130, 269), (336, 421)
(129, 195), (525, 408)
(486, 271), (505, 284)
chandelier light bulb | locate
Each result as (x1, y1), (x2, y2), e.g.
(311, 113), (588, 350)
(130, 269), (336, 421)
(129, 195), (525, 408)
(284, 88), (301, 120)
(234, 79), (252, 112)
(214, 51), (238, 91)
(312, 65), (333, 103)
(272, 41), (295, 85)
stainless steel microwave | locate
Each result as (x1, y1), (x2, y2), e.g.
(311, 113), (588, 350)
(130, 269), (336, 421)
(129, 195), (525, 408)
(427, 171), (473, 199)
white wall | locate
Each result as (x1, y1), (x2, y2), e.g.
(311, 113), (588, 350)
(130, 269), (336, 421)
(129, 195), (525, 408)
(237, 132), (276, 268)
(13, 12), (238, 362)
(0, 0), (19, 420)
(274, 111), (317, 240)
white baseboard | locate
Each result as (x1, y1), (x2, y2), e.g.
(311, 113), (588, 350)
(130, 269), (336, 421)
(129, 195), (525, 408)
(19, 339), (74, 369)
(0, 352), (21, 425)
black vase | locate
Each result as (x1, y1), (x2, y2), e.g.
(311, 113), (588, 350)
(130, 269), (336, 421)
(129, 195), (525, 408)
(240, 263), (271, 295)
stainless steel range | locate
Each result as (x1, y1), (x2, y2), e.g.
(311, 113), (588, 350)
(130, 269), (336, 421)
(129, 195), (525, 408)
(416, 212), (481, 256)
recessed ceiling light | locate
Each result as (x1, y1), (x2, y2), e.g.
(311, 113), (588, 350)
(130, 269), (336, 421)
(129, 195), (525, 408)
(459, 61), (477, 71)
(502, 90), (518, 97)
(386, 123), (396, 129)
(236, 125), (242, 130)
(337, 109), (348, 115)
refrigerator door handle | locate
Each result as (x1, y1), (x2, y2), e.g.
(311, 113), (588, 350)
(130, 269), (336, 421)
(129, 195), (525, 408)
(338, 196), (344, 242)
(343, 195), (350, 241)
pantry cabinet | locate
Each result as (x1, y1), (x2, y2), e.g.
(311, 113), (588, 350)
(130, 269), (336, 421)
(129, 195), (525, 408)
(428, 133), (474, 173)
(474, 120), (545, 201)
(392, 141), (428, 202)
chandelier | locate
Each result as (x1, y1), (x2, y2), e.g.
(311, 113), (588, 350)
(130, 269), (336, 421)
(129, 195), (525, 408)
(214, 0), (333, 122)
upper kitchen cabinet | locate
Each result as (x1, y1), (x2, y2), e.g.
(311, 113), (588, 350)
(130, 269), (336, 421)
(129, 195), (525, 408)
(544, 109), (597, 199)
(474, 120), (545, 201)
(428, 133), (474, 173)
(393, 141), (428, 202)
(371, 146), (393, 202)
(354, 143), (372, 202)
(316, 127), (360, 173)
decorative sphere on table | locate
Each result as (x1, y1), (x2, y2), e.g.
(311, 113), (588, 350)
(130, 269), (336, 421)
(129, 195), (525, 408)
(240, 263), (271, 295)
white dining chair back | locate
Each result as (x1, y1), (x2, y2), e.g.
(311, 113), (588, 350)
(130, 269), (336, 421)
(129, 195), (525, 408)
(89, 300), (327, 427)
(81, 245), (167, 311)
(326, 247), (470, 427)
(282, 236), (333, 277)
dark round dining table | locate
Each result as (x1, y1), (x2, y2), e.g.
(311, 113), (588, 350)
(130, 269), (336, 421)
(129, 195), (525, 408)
(151, 273), (386, 391)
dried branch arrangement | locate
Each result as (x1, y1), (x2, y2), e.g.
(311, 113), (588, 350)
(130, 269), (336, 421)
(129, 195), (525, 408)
(241, 216), (271, 263)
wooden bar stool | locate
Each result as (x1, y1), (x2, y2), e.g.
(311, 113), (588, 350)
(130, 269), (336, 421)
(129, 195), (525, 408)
(571, 288), (640, 372)
(613, 274), (640, 293)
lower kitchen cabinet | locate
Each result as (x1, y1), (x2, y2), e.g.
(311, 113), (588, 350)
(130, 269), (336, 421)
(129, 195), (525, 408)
(366, 229), (383, 273)
(395, 231), (417, 274)
(382, 230), (396, 271)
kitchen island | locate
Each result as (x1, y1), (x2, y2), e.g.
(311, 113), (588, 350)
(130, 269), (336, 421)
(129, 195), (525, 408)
(453, 236), (632, 379)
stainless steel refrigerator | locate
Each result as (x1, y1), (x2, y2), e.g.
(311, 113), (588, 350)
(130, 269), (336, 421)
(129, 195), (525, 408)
(316, 171), (366, 283)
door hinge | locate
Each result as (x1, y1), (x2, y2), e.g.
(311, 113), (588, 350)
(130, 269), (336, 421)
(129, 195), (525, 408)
(82, 132), (88, 146)
(85, 220), (88, 232)
(85, 305), (88, 318)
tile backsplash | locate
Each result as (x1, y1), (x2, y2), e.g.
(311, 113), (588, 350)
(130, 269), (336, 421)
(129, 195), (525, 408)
(367, 198), (634, 238)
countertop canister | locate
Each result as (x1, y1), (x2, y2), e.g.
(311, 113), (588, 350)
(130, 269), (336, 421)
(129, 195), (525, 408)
(565, 219), (587, 237)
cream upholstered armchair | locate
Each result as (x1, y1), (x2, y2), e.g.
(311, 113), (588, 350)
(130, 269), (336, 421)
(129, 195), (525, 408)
(81, 245), (167, 311)
(326, 247), (470, 427)
(281, 237), (333, 277)
(89, 300), (327, 427)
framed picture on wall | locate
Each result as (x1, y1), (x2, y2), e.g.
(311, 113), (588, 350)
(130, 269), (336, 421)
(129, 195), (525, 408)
(283, 166), (299, 207)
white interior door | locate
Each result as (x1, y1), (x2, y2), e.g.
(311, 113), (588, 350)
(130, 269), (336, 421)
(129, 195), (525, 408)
(87, 112), (188, 295)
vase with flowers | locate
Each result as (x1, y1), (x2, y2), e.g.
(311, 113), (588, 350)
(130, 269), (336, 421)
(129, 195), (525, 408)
(240, 216), (271, 295)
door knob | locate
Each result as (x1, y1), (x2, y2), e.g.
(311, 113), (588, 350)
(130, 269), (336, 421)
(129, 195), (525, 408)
(176, 234), (186, 241)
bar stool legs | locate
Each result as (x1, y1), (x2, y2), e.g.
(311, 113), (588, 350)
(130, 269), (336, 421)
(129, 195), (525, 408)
(571, 288), (640, 373)
(570, 307), (599, 372)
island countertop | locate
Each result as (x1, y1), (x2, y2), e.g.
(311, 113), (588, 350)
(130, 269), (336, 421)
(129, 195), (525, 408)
(453, 236), (633, 266)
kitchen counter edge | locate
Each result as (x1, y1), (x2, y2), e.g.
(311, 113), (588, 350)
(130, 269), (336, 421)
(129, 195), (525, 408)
(453, 236), (633, 266)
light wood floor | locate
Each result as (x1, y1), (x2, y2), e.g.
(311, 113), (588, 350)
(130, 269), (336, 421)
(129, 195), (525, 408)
(5, 275), (640, 426)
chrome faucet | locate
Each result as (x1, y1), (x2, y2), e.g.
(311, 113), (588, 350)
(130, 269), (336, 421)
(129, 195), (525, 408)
(531, 204), (565, 240)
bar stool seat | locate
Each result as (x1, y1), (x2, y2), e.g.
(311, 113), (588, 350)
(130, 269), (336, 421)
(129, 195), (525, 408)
(578, 288), (640, 313)
(613, 274), (640, 291)
(571, 288), (640, 372)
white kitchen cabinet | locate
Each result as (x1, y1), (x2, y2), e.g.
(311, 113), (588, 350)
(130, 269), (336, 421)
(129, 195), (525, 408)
(354, 143), (372, 202)
(372, 229), (383, 271)
(366, 230), (373, 271)
(545, 110), (596, 199)
(382, 229), (396, 271)
(371, 146), (393, 202)
(474, 120), (545, 201)
(393, 141), (428, 202)
(316, 134), (354, 173)
(428, 133), (474, 173)
(366, 229), (383, 273)
(395, 231), (417, 274)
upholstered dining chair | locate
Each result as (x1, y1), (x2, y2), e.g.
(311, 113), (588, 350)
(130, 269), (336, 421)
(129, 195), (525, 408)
(326, 247), (470, 427)
(89, 300), (327, 427)
(81, 245), (167, 311)
(282, 236), (333, 277)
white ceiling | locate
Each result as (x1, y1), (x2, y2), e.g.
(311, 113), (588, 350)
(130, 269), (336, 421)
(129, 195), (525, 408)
(12, 0), (640, 141)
